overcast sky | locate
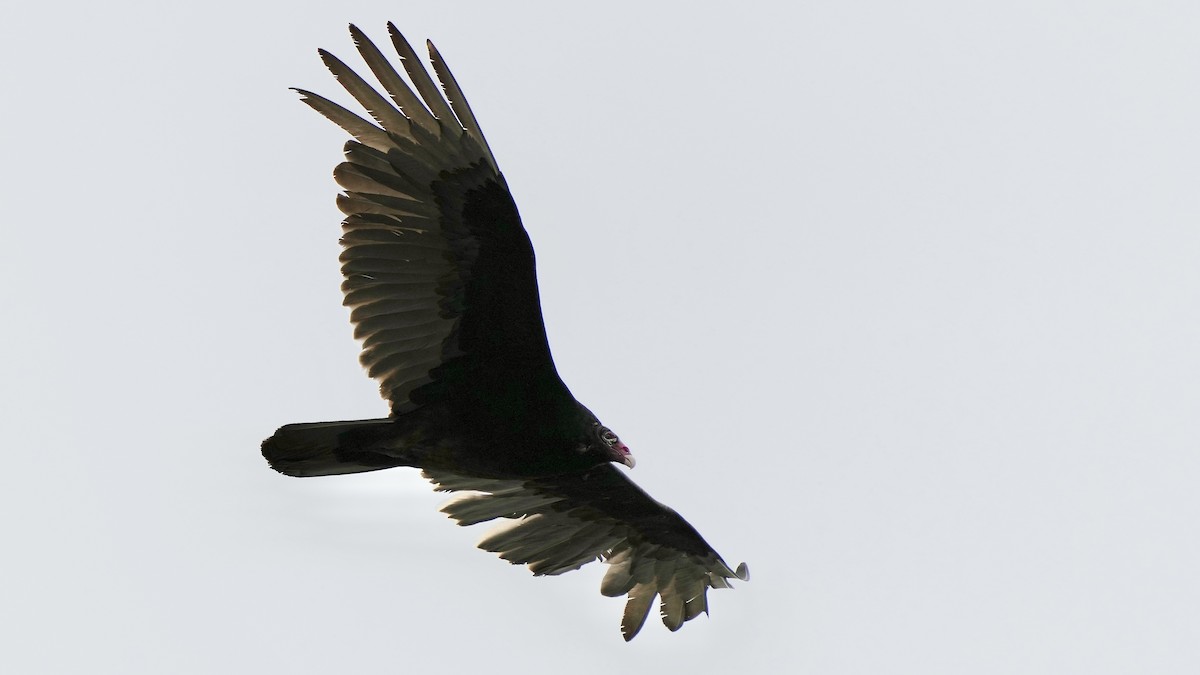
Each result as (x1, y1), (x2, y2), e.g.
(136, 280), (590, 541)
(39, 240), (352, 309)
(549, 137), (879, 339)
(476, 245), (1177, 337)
(3, 1), (1198, 673)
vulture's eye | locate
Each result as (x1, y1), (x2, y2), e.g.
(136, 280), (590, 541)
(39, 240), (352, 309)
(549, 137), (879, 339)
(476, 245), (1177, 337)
(601, 430), (619, 445)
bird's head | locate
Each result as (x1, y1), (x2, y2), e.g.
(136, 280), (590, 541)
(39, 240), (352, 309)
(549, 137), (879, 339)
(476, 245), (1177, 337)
(594, 423), (635, 469)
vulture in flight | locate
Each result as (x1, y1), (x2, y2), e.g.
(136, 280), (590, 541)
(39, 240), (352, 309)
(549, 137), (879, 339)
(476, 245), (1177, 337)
(262, 23), (748, 641)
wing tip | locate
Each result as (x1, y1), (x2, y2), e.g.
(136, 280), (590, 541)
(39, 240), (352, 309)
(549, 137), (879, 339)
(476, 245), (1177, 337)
(735, 562), (750, 581)
(386, 21), (405, 46)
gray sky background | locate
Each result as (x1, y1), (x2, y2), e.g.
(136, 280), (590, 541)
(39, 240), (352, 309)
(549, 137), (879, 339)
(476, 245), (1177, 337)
(3, 1), (1198, 672)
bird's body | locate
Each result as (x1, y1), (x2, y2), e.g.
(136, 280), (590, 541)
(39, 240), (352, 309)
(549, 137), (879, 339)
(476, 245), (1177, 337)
(263, 23), (746, 640)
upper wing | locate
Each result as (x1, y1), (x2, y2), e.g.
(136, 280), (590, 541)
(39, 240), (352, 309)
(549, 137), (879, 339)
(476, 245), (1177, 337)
(297, 24), (570, 417)
(424, 465), (749, 641)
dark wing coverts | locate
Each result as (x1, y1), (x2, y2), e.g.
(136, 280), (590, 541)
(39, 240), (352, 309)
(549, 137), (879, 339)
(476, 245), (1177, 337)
(293, 24), (747, 640)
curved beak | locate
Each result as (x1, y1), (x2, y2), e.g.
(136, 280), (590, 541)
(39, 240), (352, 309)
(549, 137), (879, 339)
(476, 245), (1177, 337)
(615, 441), (635, 469)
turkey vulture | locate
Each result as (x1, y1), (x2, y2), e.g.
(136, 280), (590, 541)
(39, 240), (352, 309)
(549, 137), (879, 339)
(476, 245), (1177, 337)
(262, 23), (748, 641)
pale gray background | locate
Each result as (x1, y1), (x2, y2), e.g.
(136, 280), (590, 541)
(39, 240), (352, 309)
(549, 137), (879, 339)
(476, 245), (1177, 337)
(3, 1), (1197, 672)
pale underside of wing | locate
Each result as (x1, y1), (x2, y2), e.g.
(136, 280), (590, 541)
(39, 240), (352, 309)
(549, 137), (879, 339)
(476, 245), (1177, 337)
(296, 23), (501, 413)
(423, 468), (749, 641)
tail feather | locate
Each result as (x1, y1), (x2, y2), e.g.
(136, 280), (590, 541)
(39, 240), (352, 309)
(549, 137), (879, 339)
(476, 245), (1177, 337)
(261, 418), (404, 477)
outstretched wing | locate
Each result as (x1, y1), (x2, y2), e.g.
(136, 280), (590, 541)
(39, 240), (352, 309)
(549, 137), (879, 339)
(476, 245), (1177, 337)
(424, 466), (749, 641)
(297, 24), (572, 418)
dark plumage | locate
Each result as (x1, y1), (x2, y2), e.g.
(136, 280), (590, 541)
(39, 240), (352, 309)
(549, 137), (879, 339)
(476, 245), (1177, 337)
(262, 23), (747, 640)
